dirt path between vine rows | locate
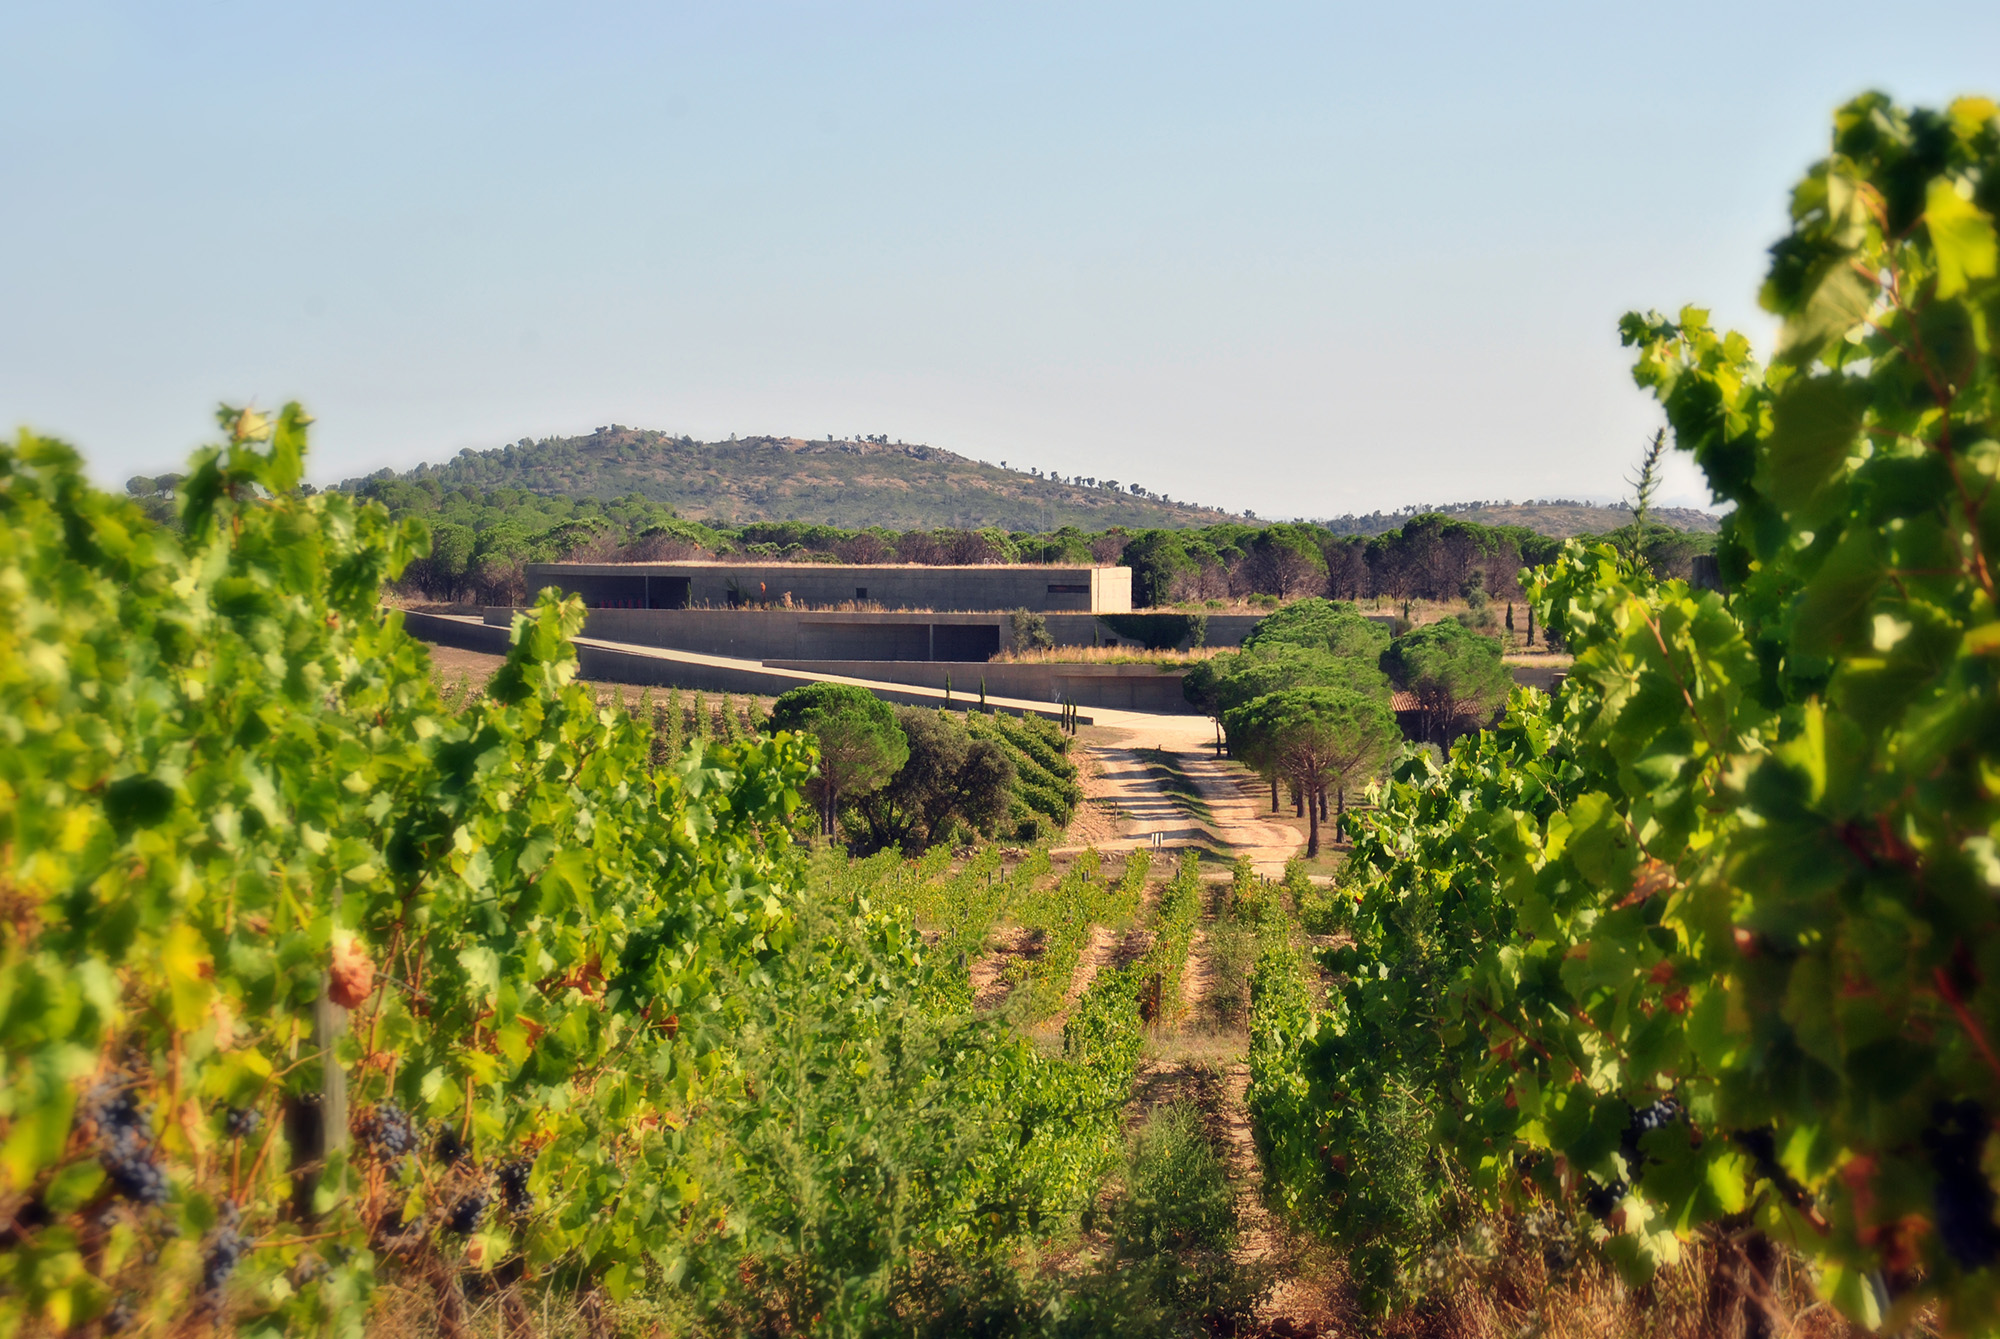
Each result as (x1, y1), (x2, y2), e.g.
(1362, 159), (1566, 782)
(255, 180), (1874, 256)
(1176, 750), (1303, 876)
(1059, 748), (1191, 858)
(1042, 874), (1163, 1034)
(1062, 728), (1305, 876)
(1124, 882), (1344, 1334)
(1179, 927), (1214, 1016)
(975, 854), (1162, 1027)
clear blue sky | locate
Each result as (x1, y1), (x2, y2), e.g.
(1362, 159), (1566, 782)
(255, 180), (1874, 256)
(4, 2), (1995, 516)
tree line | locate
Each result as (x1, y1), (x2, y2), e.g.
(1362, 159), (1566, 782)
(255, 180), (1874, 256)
(235, 471), (1715, 610)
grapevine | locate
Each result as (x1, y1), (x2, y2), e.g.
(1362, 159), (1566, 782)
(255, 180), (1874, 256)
(0, 403), (1164, 1331)
(0, 406), (817, 1328)
(1247, 92), (2000, 1329)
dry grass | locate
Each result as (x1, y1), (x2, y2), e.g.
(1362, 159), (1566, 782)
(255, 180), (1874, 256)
(1347, 1228), (1876, 1339)
(419, 644), (509, 692)
(990, 644), (1226, 665)
(379, 594), (486, 612)
(365, 1280), (583, 1339)
(422, 643), (776, 729)
(357, 1224), (1878, 1339)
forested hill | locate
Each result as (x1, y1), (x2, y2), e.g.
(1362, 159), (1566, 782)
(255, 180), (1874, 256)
(348, 426), (1242, 531)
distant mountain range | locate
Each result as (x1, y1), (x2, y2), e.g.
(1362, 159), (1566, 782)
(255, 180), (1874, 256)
(349, 426), (1724, 537)
(349, 427), (1241, 532)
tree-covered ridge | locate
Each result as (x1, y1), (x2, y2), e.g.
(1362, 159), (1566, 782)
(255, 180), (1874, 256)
(341, 426), (1242, 532)
(311, 424), (1725, 558)
(325, 470), (1714, 611)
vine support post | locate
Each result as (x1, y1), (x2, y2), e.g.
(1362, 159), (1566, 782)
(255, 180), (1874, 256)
(315, 988), (350, 1158)
(288, 889), (349, 1221)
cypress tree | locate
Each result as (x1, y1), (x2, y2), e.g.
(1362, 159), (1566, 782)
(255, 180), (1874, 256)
(664, 687), (686, 757)
(638, 686), (659, 764)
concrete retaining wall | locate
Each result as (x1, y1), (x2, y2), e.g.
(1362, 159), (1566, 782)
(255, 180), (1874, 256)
(403, 609), (1565, 723)
(481, 606), (1266, 659)
(764, 660), (1195, 713)
(403, 609), (512, 653)
(1505, 661), (1569, 694)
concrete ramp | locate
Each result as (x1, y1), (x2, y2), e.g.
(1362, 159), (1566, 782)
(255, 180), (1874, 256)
(399, 610), (1092, 725)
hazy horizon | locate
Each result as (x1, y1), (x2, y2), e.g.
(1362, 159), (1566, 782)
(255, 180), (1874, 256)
(5, 2), (1995, 516)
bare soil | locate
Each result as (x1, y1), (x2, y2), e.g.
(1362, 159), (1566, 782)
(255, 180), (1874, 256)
(969, 925), (1045, 1012)
(1062, 924), (1120, 1014)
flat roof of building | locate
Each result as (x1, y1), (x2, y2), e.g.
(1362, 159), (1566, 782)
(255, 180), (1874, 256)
(528, 561), (1120, 573)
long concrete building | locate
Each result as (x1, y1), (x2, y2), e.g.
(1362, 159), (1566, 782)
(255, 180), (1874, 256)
(524, 561), (1132, 615)
(487, 604), (1264, 665)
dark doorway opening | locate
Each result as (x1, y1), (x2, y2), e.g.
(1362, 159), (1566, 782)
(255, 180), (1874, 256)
(931, 624), (1001, 661)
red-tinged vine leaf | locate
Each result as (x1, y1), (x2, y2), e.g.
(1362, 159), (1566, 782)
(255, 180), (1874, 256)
(1621, 859), (1677, 909)
(329, 935), (376, 1009)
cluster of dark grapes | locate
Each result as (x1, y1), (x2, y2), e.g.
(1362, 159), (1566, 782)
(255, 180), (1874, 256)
(1584, 1098), (1686, 1222)
(1619, 1098), (1682, 1166)
(94, 1088), (168, 1206)
(497, 1159), (535, 1215)
(360, 1102), (418, 1172)
(1625, 1098), (1682, 1142)
(103, 1299), (135, 1333)
(1925, 1099), (2000, 1269)
(1582, 1177), (1626, 1221)
(201, 1203), (245, 1295)
(435, 1126), (469, 1168)
(225, 1106), (261, 1140)
(446, 1189), (489, 1235)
